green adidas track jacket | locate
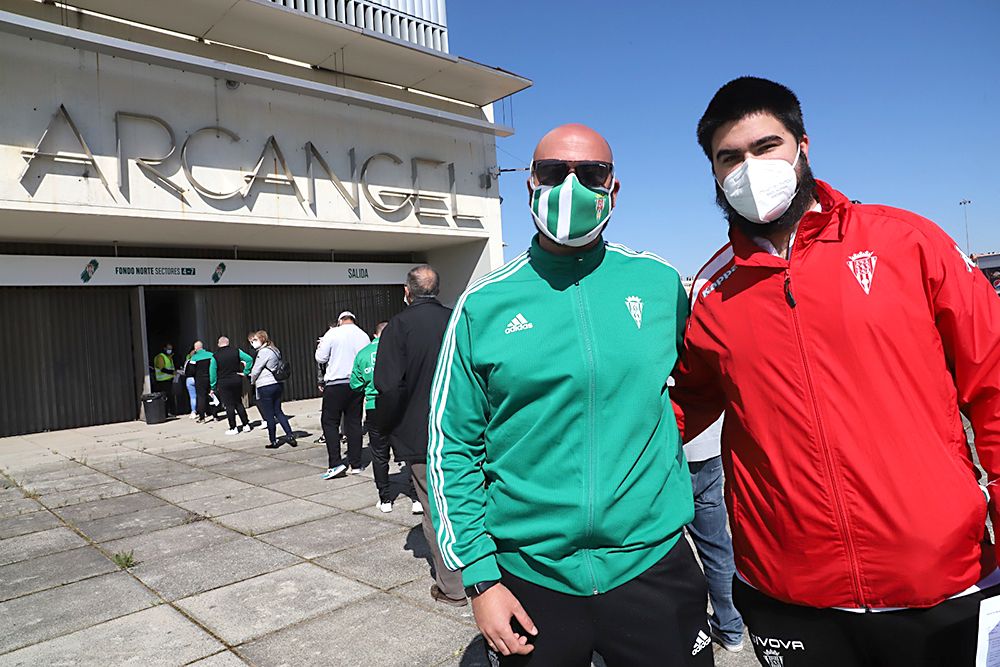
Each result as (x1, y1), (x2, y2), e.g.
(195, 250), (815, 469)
(427, 236), (694, 596)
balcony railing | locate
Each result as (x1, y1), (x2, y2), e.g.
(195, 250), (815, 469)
(268, 0), (448, 52)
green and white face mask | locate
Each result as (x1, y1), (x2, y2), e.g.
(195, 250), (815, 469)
(530, 172), (614, 247)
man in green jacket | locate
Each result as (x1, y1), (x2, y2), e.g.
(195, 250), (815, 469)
(350, 321), (399, 511)
(427, 124), (711, 666)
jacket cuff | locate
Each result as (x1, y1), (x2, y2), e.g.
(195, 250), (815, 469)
(461, 555), (501, 587)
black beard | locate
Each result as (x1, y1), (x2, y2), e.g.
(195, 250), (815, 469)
(715, 159), (818, 239)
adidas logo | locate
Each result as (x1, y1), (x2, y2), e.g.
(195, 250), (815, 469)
(691, 630), (711, 656)
(504, 313), (533, 334)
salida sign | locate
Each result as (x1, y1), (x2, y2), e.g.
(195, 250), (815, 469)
(18, 104), (485, 223)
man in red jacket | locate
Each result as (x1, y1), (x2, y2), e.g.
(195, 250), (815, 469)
(673, 76), (1000, 666)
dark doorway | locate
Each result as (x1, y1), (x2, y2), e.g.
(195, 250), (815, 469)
(144, 289), (199, 415)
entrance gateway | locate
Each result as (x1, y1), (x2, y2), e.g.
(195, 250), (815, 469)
(0, 253), (411, 437)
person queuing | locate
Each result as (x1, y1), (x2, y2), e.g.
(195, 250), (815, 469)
(187, 341), (215, 423)
(183, 345), (199, 419)
(349, 321), (393, 511)
(673, 77), (1000, 667)
(151, 343), (176, 416)
(426, 125), (710, 666)
(316, 312), (371, 479)
(210, 336), (253, 435)
(375, 265), (460, 606)
(248, 330), (296, 448)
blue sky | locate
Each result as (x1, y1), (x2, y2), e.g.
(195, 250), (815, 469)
(449, 0), (1000, 277)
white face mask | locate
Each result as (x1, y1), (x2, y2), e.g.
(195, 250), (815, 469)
(719, 147), (800, 224)
(250, 339), (261, 349)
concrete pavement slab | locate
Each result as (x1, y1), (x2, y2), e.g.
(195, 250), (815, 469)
(0, 493), (44, 519)
(227, 462), (320, 486)
(156, 445), (234, 461)
(6, 464), (91, 485)
(131, 536), (300, 600)
(239, 592), (476, 667)
(0, 605), (224, 667)
(175, 487), (290, 517)
(38, 481), (140, 509)
(187, 651), (249, 667)
(177, 563), (375, 645)
(74, 504), (198, 542)
(0, 510), (62, 539)
(54, 492), (166, 524)
(316, 526), (433, 590)
(264, 473), (365, 497)
(101, 520), (244, 565)
(184, 451), (249, 467)
(0, 527), (87, 567)
(215, 499), (338, 536)
(0, 545), (117, 602)
(20, 471), (115, 494)
(257, 512), (403, 560)
(307, 479), (385, 511)
(0, 572), (158, 654)
(153, 477), (252, 503)
(122, 469), (219, 492)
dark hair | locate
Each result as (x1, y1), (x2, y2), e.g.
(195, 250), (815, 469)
(374, 321), (389, 336)
(406, 264), (440, 298)
(697, 77), (806, 161)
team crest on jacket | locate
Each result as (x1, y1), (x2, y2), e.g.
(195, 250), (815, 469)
(847, 251), (878, 295)
(762, 650), (784, 667)
(626, 296), (643, 329)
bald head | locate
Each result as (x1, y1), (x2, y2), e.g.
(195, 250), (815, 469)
(533, 124), (612, 163)
(217, 336), (229, 347)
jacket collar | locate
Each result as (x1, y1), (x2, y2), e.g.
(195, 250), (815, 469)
(730, 180), (850, 268)
(529, 234), (606, 278)
(407, 296), (442, 308)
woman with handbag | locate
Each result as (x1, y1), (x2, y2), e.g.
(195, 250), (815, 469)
(248, 330), (296, 448)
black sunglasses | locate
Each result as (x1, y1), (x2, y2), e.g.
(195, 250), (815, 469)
(531, 160), (613, 189)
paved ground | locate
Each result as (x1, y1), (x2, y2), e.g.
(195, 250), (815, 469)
(0, 398), (754, 666)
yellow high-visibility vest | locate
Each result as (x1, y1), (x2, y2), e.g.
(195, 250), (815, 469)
(153, 353), (174, 382)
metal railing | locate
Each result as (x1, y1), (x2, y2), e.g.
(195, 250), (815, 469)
(268, 0), (449, 52)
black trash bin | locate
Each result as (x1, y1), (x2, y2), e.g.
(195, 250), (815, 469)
(142, 393), (167, 425)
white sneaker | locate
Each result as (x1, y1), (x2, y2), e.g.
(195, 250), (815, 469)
(188, 413), (198, 420)
(376, 501), (392, 513)
(224, 428), (239, 435)
(321, 465), (347, 480)
(348, 467), (363, 475)
(411, 500), (423, 515)
(240, 424), (252, 433)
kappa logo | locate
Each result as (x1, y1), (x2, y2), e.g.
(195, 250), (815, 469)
(847, 250), (878, 295)
(691, 630), (711, 656)
(702, 266), (738, 298)
(504, 313), (534, 334)
(625, 296), (643, 329)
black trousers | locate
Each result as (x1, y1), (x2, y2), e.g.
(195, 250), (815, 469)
(493, 537), (712, 667)
(366, 410), (391, 502)
(734, 576), (1000, 666)
(322, 384), (363, 469)
(217, 376), (249, 429)
(152, 379), (176, 415)
(194, 377), (212, 419)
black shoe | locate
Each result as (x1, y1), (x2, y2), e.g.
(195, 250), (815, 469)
(265, 441), (280, 449)
(287, 437), (298, 447)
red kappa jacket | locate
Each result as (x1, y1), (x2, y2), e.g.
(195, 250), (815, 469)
(673, 180), (1000, 609)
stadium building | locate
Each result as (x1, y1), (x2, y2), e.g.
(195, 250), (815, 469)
(0, 0), (529, 436)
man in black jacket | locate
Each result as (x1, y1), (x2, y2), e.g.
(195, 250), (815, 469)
(374, 264), (465, 607)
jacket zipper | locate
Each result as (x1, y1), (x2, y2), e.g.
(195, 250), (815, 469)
(784, 268), (866, 606)
(574, 279), (600, 595)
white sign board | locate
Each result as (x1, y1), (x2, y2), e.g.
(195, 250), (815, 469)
(0, 255), (410, 287)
